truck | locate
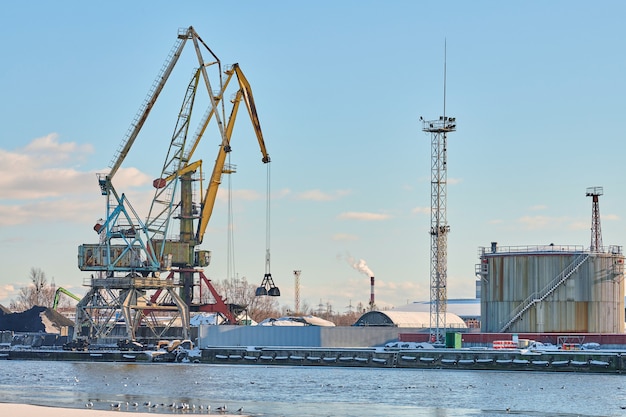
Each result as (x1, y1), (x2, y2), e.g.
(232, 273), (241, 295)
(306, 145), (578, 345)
(152, 339), (194, 362)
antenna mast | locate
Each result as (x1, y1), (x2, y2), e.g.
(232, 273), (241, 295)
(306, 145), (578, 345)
(420, 40), (456, 344)
(586, 186), (603, 252)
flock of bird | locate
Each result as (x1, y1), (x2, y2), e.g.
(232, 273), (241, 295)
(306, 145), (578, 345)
(85, 400), (243, 414)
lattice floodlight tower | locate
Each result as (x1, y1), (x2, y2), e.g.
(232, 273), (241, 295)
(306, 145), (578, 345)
(75, 27), (270, 344)
(293, 270), (301, 314)
(421, 115), (456, 344)
(586, 186), (603, 252)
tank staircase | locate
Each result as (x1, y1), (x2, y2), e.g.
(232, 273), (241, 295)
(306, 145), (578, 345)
(499, 252), (590, 332)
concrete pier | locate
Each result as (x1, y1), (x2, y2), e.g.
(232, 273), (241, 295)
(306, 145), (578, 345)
(2, 349), (152, 362)
(200, 346), (625, 374)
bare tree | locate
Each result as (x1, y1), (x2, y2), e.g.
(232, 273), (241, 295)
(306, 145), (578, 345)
(334, 310), (361, 326)
(9, 268), (56, 312)
(281, 300), (312, 317)
(205, 275), (373, 326)
(212, 276), (280, 323)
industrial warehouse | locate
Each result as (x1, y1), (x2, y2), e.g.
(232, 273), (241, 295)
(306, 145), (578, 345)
(1, 27), (626, 377)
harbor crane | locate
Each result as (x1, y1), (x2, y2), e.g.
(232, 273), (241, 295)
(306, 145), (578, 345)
(75, 27), (271, 344)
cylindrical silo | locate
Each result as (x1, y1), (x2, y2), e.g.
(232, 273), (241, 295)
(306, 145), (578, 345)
(477, 244), (624, 333)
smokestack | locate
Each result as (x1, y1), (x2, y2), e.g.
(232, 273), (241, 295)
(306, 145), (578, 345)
(343, 255), (376, 309)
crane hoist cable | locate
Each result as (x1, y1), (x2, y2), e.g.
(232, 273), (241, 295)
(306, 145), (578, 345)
(265, 162), (271, 276)
(256, 162), (280, 296)
(226, 151), (236, 282)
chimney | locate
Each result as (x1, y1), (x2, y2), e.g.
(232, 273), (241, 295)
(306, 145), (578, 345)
(369, 276), (375, 310)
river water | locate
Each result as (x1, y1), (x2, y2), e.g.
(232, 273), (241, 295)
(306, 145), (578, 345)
(0, 360), (624, 416)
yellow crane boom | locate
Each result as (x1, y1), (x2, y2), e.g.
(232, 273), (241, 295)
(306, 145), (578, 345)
(195, 64), (270, 244)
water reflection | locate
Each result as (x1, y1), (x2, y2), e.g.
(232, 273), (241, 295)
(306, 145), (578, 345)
(0, 361), (622, 416)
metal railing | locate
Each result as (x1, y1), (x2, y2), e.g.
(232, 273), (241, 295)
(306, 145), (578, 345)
(480, 244), (622, 256)
(479, 244), (585, 256)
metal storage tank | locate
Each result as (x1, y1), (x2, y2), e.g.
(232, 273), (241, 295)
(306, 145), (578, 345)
(476, 243), (624, 333)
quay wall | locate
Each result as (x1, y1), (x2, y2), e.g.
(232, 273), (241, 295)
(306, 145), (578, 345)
(2, 349), (152, 362)
(200, 346), (626, 374)
(400, 332), (626, 349)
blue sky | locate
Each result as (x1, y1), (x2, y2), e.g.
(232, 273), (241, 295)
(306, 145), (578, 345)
(1, 1), (625, 313)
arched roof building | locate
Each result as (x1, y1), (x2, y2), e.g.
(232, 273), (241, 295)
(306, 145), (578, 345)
(353, 310), (467, 329)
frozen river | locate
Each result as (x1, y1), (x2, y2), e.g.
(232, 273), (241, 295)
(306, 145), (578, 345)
(0, 360), (625, 416)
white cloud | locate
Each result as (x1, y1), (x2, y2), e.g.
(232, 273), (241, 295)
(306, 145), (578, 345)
(273, 188), (291, 199)
(568, 220), (589, 231)
(518, 215), (576, 231)
(0, 135), (155, 228)
(0, 197), (102, 227)
(216, 188), (263, 201)
(517, 215), (554, 230)
(0, 135), (108, 226)
(0, 284), (17, 307)
(412, 206), (430, 214)
(338, 212), (391, 221)
(112, 167), (152, 189)
(215, 187), (290, 202)
(386, 282), (427, 307)
(296, 189), (351, 201)
(332, 233), (358, 241)
(568, 213), (618, 231)
(22, 133), (93, 165)
(0, 134), (97, 200)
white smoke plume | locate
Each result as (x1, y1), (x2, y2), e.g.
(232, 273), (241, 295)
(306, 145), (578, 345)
(341, 253), (374, 277)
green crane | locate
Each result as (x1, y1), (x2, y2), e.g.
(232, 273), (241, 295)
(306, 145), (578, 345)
(52, 287), (81, 310)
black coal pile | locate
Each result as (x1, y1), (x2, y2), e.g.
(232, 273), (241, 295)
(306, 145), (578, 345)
(0, 305), (74, 333)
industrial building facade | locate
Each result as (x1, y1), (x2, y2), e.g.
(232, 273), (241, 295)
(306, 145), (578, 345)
(477, 244), (624, 333)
